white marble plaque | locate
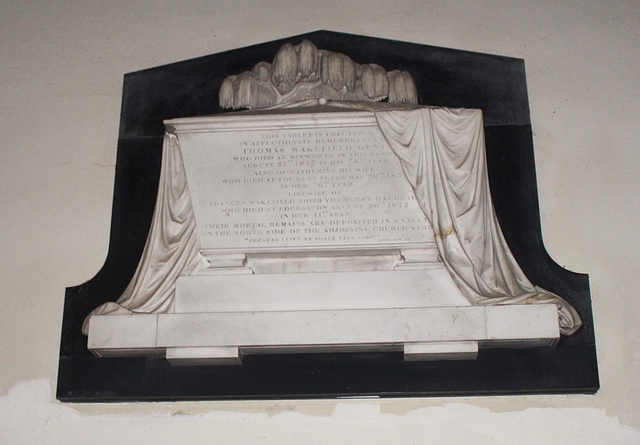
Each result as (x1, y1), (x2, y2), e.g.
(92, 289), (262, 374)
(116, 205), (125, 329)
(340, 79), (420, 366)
(167, 111), (434, 253)
(174, 269), (471, 313)
(87, 304), (560, 362)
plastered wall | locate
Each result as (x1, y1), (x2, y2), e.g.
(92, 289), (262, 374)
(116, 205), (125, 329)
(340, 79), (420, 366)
(1, 1), (639, 443)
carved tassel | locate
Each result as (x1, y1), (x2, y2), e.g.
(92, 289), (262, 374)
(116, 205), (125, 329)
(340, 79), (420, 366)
(272, 43), (298, 94)
(219, 76), (235, 109)
(298, 40), (319, 78)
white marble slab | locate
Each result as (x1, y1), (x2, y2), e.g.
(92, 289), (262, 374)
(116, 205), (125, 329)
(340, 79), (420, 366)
(87, 304), (560, 363)
(166, 347), (241, 366)
(244, 250), (403, 274)
(174, 268), (470, 313)
(87, 314), (159, 357)
(486, 304), (560, 345)
(157, 307), (487, 347)
(404, 341), (479, 361)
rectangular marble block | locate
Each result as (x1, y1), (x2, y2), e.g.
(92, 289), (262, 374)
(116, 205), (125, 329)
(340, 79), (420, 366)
(166, 347), (241, 366)
(486, 304), (560, 345)
(174, 268), (470, 313)
(157, 307), (487, 348)
(87, 314), (159, 357)
(404, 341), (479, 361)
(87, 305), (559, 363)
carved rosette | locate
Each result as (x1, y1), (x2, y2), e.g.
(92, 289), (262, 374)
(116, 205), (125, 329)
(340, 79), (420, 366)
(219, 40), (418, 109)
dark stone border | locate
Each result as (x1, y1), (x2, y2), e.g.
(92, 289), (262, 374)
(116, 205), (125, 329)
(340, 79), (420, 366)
(57, 31), (598, 402)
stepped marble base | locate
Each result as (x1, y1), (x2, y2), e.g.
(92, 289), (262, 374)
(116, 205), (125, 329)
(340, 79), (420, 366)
(87, 304), (559, 364)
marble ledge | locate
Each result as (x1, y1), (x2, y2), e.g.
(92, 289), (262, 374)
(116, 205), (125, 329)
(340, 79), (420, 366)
(87, 304), (559, 364)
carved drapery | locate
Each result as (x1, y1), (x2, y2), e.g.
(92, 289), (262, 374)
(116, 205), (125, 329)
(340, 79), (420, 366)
(83, 103), (580, 336)
(375, 107), (580, 334)
(82, 134), (204, 334)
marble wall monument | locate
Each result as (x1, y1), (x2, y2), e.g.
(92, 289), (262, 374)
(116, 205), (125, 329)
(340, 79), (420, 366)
(58, 31), (598, 401)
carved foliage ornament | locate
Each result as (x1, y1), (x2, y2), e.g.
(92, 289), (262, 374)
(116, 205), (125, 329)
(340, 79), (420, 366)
(219, 40), (418, 109)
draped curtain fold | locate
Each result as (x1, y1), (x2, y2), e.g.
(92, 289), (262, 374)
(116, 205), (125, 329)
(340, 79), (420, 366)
(82, 134), (204, 334)
(83, 104), (580, 336)
(375, 108), (580, 334)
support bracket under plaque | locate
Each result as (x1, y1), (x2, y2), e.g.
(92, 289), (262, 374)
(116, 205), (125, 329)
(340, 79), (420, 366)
(396, 246), (442, 270)
(200, 252), (252, 274)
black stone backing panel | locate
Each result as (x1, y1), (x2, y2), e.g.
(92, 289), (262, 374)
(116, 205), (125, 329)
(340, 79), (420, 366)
(58, 31), (598, 401)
